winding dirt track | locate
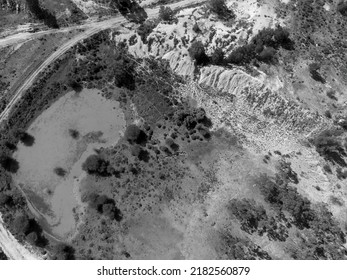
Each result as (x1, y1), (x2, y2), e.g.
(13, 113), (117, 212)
(0, 0), (205, 260)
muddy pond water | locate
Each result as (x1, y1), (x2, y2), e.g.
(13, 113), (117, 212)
(13, 89), (125, 239)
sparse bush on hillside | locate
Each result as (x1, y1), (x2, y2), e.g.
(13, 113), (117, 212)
(158, 6), (174, 22)
(228, 199), (267, 234)
(309, 63), (326, 83)
(207, 0), (236, 20)
(188, 41), (209, 65)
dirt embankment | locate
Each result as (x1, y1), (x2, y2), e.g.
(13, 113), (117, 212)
(0, 214), (41, 260)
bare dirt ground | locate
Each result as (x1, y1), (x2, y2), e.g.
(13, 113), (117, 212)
(13, 89), (125, 239)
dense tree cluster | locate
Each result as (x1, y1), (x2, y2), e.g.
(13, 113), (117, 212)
(226, 26), (294, 65)
(338, 1), (347, 16)
(158, 6), (174, 22)
(12, 213), (47, 247)
(112, 0), (147, 23)
(124, 124), (148, 145)
(188, 41), (209, 66)
(82, 154), (114, 176)
(207, 0), (236, 20)
(137, 19), (158, 43)
(51, 243), (75, 260)
(67, 80), (83, 92)
(25, 0), (59, 28)
(87, 194), (123, 221)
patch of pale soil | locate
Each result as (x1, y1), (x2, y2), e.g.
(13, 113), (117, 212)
(14, 89), (125, 239)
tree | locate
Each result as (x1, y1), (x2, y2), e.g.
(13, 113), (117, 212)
(159, 6), (174, 22)
(188, 41), (209, 65)
(67, 80), (83, 92)
(25, 0), (59, 28)
(13, 129), (35, 146)
(54, 167), (67, 177)
(210, 47), (225, 65)
(82, 155), (113, 176)
(68, 129), (80, 139)
(124, 124), (147, 145)
(0, 155), (19, 173)
(0, 193), (12, 208)
(227, 44), (256, 65)
(208, 0), (236, 20)
(51, 243), (75, 260)
(13, 214), (30, 237)
(26, 232), (38, 245)
(258, 47), (276, 63)
(338, 1), (347, 16)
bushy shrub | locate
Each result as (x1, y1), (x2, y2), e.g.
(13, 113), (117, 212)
(26, 0), (59, 28)
(137, 19), (158, 43)
(258, 47), (276, 63)
(313, 130), (346, 166)
(228, 199), (267, 234)
(309, 63), (326, 83)
(158, 6), (174, 22)
(227, 26), (293, 65)
(88, 194), (123, 221)
(13, 129), (35, 146)
(124, 124), (148, 145)
(82, 154), (113, 176)
(54, 167), (67, 177)
(207, 0), (236, 20)
(337, 1), (347, 16)
(210, 47), (225, 65)
(0, 155), (19, 173)
(188, 41), (209, 65)
(67, 80), (83, 92)
(192, 22), (201, 33)
(51, 243), (75, 260)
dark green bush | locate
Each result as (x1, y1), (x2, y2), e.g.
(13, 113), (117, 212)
(207, 0), (236, 20)
(158, 6), (174, 22)
(188, 41), (209, 65)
